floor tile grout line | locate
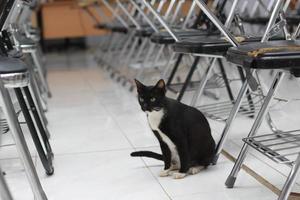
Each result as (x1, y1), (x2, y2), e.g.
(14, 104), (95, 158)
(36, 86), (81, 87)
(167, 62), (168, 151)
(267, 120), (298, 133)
(51, 147), (135, 157)
(140, 157), (173, 200)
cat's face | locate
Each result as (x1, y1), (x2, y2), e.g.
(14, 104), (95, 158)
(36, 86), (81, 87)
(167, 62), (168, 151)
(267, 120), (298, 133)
(135, 79), (166, 112)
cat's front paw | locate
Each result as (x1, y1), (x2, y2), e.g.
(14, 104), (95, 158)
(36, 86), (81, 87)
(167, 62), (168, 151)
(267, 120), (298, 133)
(188, 166), (205, 175)
(159, 170), (170, 177)
(167, 170), (178, 176)
(173, 172), (187, 179)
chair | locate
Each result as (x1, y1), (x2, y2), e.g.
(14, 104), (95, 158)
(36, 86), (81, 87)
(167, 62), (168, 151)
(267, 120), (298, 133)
(225, 39), (300, 200)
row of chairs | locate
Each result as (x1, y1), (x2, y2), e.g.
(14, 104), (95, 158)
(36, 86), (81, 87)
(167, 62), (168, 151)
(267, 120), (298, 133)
(0, 0), (54, 199)
(90, 0), (300, 199)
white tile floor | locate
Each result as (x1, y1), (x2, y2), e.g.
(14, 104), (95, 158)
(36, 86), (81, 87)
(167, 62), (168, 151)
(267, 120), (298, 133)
(1, 50), (300, 199)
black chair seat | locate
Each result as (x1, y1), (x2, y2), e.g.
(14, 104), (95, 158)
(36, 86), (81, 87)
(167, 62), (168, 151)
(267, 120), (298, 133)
(226, 40), (300, 77)
(135, 27), (155, 37)
(173, 35), (261, 56)
(95, 23), (128, 33)
(0, 56), (28, 74)
(150, 29), (219, 44)
(95, 23), (107, 29)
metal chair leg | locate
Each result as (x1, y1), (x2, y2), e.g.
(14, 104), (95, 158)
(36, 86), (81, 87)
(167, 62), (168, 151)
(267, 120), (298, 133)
(177, 56), (200, 101)
(225, 71), (285, 188)
(0, 79), (48, 200)
(166, 53), (183, 87)
(218, 59), (234, 102)
(23, 86), (52, 152)
(237, 67), (255, 117)
(190, 58), (217, 106)
(30, 75), (49, 129)
(136, 43), (157, 80)
(123, 37), (139, 68)
(14, 88), (54, 176)
(213, 76), (250, 164)
(131, 38), (148, 64)
(0, 167), (13, 200)
(30, 50), (52, 98)
(278, 154), (300, 200)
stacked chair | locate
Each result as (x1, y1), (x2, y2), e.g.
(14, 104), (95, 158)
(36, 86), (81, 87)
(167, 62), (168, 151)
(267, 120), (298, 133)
(0, 0), (54, 199)
(94, 0), (300, 199)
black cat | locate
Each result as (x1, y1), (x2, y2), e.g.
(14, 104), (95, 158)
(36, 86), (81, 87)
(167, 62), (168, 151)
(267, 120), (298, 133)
(131, 79), (216, 179)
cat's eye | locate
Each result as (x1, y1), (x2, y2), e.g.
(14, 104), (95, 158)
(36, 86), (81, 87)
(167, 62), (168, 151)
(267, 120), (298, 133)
(150, 97), (156, 102)
(139, 97), (144, 102)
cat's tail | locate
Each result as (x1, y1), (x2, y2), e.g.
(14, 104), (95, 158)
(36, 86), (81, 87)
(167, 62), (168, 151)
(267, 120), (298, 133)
(130, 151), (163, 161)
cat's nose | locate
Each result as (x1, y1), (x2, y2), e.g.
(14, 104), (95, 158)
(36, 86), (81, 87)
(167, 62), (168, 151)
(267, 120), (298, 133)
(142, 103), (148, 111)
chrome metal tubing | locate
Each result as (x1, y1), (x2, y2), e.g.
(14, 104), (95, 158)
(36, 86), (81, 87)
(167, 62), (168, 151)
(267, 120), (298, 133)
(142, 0), (179, 41)
(0, 167), (13, 200)
(194, 0), (239, 47)
(171, 0), (186, 24)
(190, 58), (216, 106)
(283, 0), (291, 12)
(93, 2), (110, 23)
(0, 78), (48, 200)
(292, 23), (300, 40)
(101, 0), (129, 28)
(182, 0), (196, 28)
(162, 52), (177, 79)
(262, 0), (284, 42)
(225, 71), (285, 188)
(190, 0), (240, 106)
(214, 72), (255, 163)
(129, 0), (159, 32)
(137, 43), (157, 80)
(123, 37), (140, 68)
(157, 0), (166, 13)
(163, 0), (176, 21)
(250, 1), (260, 18)
(30, 50), (52, 97)
(278, 154), (300, 200)
(117, 0), (141, 29)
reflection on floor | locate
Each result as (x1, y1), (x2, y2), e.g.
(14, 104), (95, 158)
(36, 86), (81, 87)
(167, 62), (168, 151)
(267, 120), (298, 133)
(2, 50), (300, 199)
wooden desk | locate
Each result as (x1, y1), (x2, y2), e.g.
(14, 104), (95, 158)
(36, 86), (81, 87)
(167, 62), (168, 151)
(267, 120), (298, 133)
(41, 1), (110, 39)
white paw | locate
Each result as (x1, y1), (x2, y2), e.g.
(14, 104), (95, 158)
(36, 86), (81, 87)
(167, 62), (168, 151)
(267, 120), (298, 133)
(167, 170), (178, 176)
(159, 170), (170, 177)
(188, 166), (205, 175)
(173, 172), (187, 179)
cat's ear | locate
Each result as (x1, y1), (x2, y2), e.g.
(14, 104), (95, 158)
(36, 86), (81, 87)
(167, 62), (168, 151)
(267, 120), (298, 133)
(134, 79), (145, 93)
(155, 79), (166, 93)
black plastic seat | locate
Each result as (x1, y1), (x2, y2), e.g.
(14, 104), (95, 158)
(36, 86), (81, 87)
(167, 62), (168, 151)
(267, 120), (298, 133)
(0, 56), (28, 74)
(95, 23), (128, 33)
(173, 35), (262, 56)
(135, 26), (155, 37)
(150, 29), (219, 44)
(226, 40), (300, 77)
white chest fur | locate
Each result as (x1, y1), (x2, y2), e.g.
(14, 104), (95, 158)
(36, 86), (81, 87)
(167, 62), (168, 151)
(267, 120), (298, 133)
(146, 110), (180, 167)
